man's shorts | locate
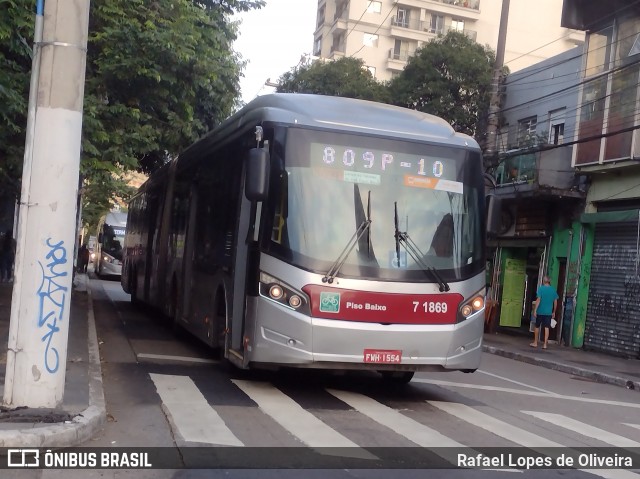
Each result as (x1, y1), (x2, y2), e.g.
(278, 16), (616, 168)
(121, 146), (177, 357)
(535, 314), (552, 329)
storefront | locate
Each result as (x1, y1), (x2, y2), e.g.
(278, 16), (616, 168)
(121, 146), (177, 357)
(581, 210), (640, 358)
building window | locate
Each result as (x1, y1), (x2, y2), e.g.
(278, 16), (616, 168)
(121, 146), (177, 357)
(367, 1), (382, 14)
(585, 25), (613, 77)
(317, 6), (325, 27)
(366, 66), (376, 78)
(451, 19), (465, 32)
(314, 37), (322, 56)
(363, 33), (379, 47)
(429, 14), (444, 34)
(517, 116), (537, 146)
(548, 108), (565, 145)
(396, 8), (409, 28)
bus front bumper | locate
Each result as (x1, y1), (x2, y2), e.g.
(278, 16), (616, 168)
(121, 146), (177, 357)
(247, 298), (483, 372)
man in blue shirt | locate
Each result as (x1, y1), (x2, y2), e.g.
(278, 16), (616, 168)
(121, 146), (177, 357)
(530, 275), (559, 350)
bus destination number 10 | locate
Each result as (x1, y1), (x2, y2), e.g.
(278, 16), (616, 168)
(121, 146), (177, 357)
(413, 301), (448, 314)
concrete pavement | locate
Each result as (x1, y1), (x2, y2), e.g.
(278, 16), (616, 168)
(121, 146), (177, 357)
(482, 330), (640, 392)
(0, 273), (106, 447)
(0, 275), (637, 447)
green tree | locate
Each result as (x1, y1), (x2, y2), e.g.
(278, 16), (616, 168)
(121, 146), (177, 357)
(0, 0), (33, 198)
(276, 57), (390, 103)
(389, 31), (499, 139)
(0, 0), (264, 228)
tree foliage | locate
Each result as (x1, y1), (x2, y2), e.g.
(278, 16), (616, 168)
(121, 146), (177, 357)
(0, 0), (264, 229)
(276, 57), (390, 103)
(389, 31), (499, 138)
(0, 0), (33, 198)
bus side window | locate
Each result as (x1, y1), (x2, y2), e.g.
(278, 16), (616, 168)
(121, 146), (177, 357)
(271, 173), (288, 245)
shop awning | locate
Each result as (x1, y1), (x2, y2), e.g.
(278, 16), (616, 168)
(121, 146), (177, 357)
(580, 210), (640, 224)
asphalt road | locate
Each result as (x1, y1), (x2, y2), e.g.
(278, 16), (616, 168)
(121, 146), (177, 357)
(10, 277), (638, 479)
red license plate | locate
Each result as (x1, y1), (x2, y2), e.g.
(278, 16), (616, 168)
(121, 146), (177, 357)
(363, 349), (402, 364)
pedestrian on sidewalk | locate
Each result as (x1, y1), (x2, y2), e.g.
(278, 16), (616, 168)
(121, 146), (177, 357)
(530, 275), (558, 350)
(0, 229), (16, 282)
(77, 244), (90, 273)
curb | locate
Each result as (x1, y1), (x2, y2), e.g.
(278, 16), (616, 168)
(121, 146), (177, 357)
(482, 344), (640, 392)
(0, 277), (106, 447)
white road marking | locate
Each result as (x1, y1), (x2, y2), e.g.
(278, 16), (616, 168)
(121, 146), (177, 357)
(623, 423), (640, 431)
(327, 389), (521, 472)
(413, 378), (640, 409)
(232, 380), (374, 459)
(429, 401), (640, 479)
(329, 389), (464, 447)
(478, 369), (560, 395)
(428, 400), (562, 448)
(150, 373), (242, 446)
(137, 353), (218, 364)
(523, 411), (640, 448)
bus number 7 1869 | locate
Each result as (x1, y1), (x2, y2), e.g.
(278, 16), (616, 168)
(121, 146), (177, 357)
(413, 301), (448, 314)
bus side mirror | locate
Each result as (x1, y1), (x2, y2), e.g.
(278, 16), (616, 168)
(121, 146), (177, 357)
(245, 148), (270, 202)
(486, 194), (502, 238)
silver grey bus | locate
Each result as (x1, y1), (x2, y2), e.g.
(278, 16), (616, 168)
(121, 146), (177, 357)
(122, 94), (489, 382)
(96, 211), (127, 277)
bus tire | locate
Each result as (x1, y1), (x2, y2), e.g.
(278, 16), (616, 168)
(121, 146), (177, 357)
(461, 369), (477, 374)
(380, 371), (414, 384)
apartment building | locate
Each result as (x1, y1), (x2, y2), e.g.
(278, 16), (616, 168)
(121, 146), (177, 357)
(313, 0), (584, 81)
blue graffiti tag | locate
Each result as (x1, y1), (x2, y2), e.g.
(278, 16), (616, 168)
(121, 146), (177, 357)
(37, 238), (68, 373)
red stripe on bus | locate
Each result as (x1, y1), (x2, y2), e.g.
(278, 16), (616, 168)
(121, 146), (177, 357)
(302, 285), (463, 324)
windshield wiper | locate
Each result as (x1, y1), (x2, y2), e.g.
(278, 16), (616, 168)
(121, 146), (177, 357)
(323, 190), (373, 284)
(394, 202), (450, 292)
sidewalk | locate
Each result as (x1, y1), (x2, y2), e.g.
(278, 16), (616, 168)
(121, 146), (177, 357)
(0, 273), (106, 447)
(483, 331), (640, 391)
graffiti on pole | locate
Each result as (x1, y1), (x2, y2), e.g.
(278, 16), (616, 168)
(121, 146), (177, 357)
(37, 238), (68, 373)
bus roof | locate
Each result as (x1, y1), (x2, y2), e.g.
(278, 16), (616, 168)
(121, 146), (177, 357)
(132, 94), (481, 199)
(209, 93), (478, 149)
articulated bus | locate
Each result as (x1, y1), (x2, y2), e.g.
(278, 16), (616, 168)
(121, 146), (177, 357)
(95, 211), (127, 277)
(122, 94), (498, 382)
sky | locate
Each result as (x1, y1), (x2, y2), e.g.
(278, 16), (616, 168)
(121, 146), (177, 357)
(233, 0), (318, 104)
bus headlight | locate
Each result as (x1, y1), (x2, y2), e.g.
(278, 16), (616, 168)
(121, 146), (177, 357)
(288, 295), (302, 309)
(269, 284), (283, 300)
(259, 272), (309, 314)
(457, 289), (485, 322)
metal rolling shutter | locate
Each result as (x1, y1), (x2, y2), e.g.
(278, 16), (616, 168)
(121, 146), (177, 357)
(585, 222), (640, 358)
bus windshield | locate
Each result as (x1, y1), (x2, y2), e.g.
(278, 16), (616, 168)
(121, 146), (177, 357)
(102, 224), (125, 261)
(265, 128), (485, 283)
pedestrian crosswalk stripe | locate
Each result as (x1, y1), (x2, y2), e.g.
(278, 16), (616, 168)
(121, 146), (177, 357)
(523, 411), (640, 448)
(327, 389), (521, 472)
(232, 380), (375, 459)
(428, 400), (562, 448)
(429, 401), (640, 479)
(623, 423), (640, 431)
(329, 389), (463, 447)
(150, 373), (242, 446)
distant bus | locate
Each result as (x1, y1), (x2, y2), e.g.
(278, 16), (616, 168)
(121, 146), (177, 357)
(122, 94), (498, 382)
(95, 211), (127, 277)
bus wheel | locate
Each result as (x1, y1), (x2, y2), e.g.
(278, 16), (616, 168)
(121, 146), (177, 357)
(380, 371), (414, 384)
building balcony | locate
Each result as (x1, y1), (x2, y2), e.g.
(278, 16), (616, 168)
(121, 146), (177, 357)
(329, 45), (345, 59)
(388, 48), (413, 62)
(390, 17), (477, 42)
(330, 15), (348, 33)
(491, 145), (585, 200)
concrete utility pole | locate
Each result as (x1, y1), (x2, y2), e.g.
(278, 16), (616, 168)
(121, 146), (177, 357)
(4, 0), (91, 408)
(484, 0), (510, 167)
